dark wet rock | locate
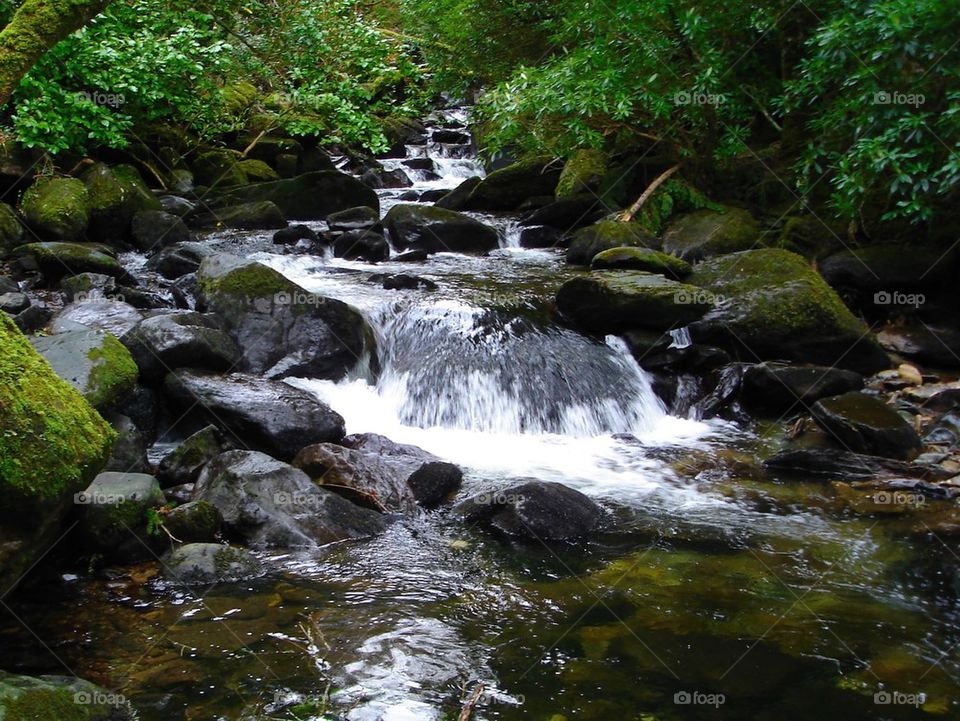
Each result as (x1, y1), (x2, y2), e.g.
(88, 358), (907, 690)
(556, 271), (712, 333)
(159, 194), (196, 217)
(163, 542), (263, 584)
(464, 157), (561, 211)
(878, 325), (960, 369)
(519, 194), (606, 231)
(194, 450), (387, 547)
(403, 158), (436, 172)
(163, 502), (222, 544)
(518, 225), (564, 249)
(384, 204), (498, 254)
(556, 149), (607, 198)
(399, 189), (421, 202)
(624, 330), (730, 373)
(327, 205), (379, 232)
(333, 230), (390, 262)
(59, 272), (116, 302)
(377, 273), (438, 291)
(819, 243), (957, 295)
(272, 224), (318, 245)
(0, 276), (18, 294)
(566, 221), (657, 265)
(77, 472), (165, 555)
(688, 249), (890, 374)
(904, 382), (960, 413)
(0, 292), (29, 314)
(30, 329), (138, 411)
(197, 255), (373, 379)
(207, 171), (379, 220)
(190, 200), (287, 230)
(394, 249), (429, 262)
(0, 202), (24, 257)
(158, 425), (232, 487)
(147, 241), (217, 279)
(381, 117), (428, 156)
(0, 671), (136, 720)
(741, 363), (865, 415)
(130, 210), (191, 251)
(192, 149), (247, 188)
(102, 413), (149, 474)
(362, 167), (412, 189)
(591, 246), (692, 279)
(164, 371), (345, 461)
(456, 480), (601, 540)
(434, 176), (481, 210)
(432, 128), (471, 144)
(12, 242), (130, 285)
(242, 136), (304, 165)
(660, 207), (761, 262)
(811, 392), (922, 459)
(12, 303), (51, 333)
(764, 448), (951, 482)
(82, 163), (160, 241)
(126, 311), (240, 380)
(691, 363), (749, 420)
(407, 462), (464, 509)
(20, 177), (90, 242)
(51, 300), (142, 339)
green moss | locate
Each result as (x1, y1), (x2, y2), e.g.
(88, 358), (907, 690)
(236, 158), (279, 183)
(85, 334), (138, 410)
(0, 201), (24, 256)
(198, 260), (294, 301)
(20, 177), (90, 241)
(633, 179), (716, 236)
(590, 246), (692, 279)
(567, 221), (656, 265)
(4, 686), (91, 721)
(221, 80), (259, 114)
(0, 313), (115, 509)
(556, 149), (608, 199)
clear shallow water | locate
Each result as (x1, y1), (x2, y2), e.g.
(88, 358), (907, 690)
(3, 111), (960, 721)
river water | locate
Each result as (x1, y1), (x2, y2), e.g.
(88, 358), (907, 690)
(1, 109), (958, 720)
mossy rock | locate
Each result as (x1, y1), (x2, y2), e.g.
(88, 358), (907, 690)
(688, 248), (890, 373)
(192, 149), (247, 188)
(77, 472), (165, 552)
(464, 156), (561, 211)
(30, 330), (139, 411)
(776, 215), (848, 260)
(236, 158), (280, 183)
(163, 501), (222, 543)
(157, 425), (231, 487)
(12, 242), (127, 285)
(20, 177), (90, 242)
(567, 221), (657, 265)
(811, 392), (922, 459)
(556, 149), (608, 199)
(556, 271), (713, 333)
(634, 179), (716, 237)
(660, 206), (761, 262)
(591, 246), (692, 279)
(0, 671), (135, 720)
(190, 200), (287, 230)
(0, 314), (115, 594)
(221, 80), (259, 114)
(0, 201), (24, 258)
(82, 162), (160, 241)
(163, 542), (265, 585)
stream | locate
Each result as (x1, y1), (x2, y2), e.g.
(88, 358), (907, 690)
(1, 109), (959, 721)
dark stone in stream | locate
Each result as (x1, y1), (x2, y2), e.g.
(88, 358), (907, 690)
(194, 450), (387, 547)
(519, 194), (606, 230)
(763, 448), (952, 482)
(159, 194), (197, 217)
(273, 224), (317, 245)
(519, 225), (564, 249)
(878, 325), (960, 370)
(434, 176), (481, 210)
(130, 209), (191, 251)
(691, 363), (749, 420)
(147, 241), (217, 279)
(456, 480), (601, 540)
(333, 230), (390, 262)
(362, 167), (412, 189)
(384, 204), (498, 255)
(158, 425), (232, 487)
(126, 311), (240, 380)
(206, 171), (379, 220)
(77, 472), (166, 559)
(419, 189), (449, 203)
(12, 302), (51, 332)
(327, 205), (379, 232)
(463, 156), (561, 212)
(394, 249), (429, 262)
(811, 392), (922, 459)
(164, 371), (345, 461)
(370, 273), (437, 291)
(189, 200), (287, 230)
(102, 413), (149, 474)
(741, 362), (865, 415)
(163, 502), (222, 543)
(0, 291), (29, 314)
(403, 157), (436, 171)
(163, 542), (263, 584)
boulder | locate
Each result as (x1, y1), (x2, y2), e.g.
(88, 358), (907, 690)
(164, 371), (345, 460)
(687, 249), (890, 373)
(741, 362), (864, 415)
(327, 206), (379, 232)
(192, 149), (247, 188)
(237, 158), (280, 183)
(194, 450), (387, 547)
(566, 221), (657, 265)
(146, 241), (217, 279)
(362, 167), (413, 189)
(208, 171), (379, 220)
(76, 472), (165, 554)
(0, 292), (29, 314)
(590, 246), (692, 279)
(51, 300), (142, 339)
(163, 542), (263, 585)
(190, 200), (287, 230)
(519, 194), (606, 231)
(878, 325), (960, 369)
(0, 671), (135, 720)
(162, 502), (222, 543)
(159, 194), (196, 217)
(0, 201), (24, 257)
(660, 207), (761, 262)
(20, 177), (90, 242)
(819, 243), (957, 294)
(12, 303), (51, 332)
(102, 413), (149, 474)
(556, 271), (713, 333)
(434, 176), (481, 210)
(126, 311), (240, 380)
(456, 481), (601, 540)
(518, 225), (564, 249)
(432, 128), (471, 144)
(60, 272), (117, 302)
(130, 210), (191, 251)
(30, 329), (138, 411)
(0, 314), (115, 594)
(196, 254), (373, 379)
(463, 157), (561, 211)
(384, 204), (498, 254)
(13, 242), (128, 284)
(333, 230), (390, 262)
(811, 392), (922, 459)
(764, 448), (949, 482)
(82, 162), (160, 241)
(158, 425), (232, 487)
(556, 149), (608, 199)
(273, 224), (318, 245)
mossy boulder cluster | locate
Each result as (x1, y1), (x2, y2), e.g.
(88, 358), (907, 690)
(82, 162), (161, 240)
(20, 177), (90, 242)
(206, 171), (379, 220)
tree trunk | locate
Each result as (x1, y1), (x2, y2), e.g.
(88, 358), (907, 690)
(0, 0), (116, 107)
